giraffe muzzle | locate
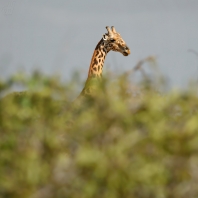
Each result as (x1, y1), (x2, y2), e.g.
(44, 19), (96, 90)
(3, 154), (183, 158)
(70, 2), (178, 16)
(123, 49), (130, 56)
(122, 46), (130, 56)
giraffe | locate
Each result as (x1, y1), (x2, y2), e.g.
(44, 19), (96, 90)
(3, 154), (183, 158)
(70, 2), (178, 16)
(78, 26), (130, 98)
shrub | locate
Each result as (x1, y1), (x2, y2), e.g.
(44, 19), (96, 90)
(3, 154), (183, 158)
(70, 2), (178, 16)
(0, 72), (198, 198)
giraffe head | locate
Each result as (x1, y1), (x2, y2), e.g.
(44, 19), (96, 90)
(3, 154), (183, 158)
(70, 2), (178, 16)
(102, 26), (130, 56)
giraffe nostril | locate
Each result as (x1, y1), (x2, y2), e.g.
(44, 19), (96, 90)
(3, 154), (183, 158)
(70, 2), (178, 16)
(124, 46), (129, 50)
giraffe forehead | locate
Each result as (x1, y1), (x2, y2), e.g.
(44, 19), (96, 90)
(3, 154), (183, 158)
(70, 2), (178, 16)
(113, 34), (125, 43)
(113, 33), (123, 39)
(113, 38), (126, 46)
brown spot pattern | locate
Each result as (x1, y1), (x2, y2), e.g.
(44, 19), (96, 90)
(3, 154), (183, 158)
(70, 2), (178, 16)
(88, 30), (129, 79)
(79, 27), (130, 98)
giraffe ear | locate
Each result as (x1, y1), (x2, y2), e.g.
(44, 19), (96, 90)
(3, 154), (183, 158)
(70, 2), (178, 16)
(102, 34), (108, 41)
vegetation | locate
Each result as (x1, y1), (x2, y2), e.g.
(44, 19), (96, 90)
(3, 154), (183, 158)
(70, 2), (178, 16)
(0, 69), (198, 198)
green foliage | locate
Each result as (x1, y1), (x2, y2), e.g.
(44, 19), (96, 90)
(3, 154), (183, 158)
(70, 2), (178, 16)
(0, 72), (198, 198)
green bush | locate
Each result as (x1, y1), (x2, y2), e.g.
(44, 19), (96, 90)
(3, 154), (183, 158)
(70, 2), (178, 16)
(0, 72), (198, 198)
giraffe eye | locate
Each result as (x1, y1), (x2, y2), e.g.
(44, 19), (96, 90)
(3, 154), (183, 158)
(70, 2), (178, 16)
(110, 38), (115, 42)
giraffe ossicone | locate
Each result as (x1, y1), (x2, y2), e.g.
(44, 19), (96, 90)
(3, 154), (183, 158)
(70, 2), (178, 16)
(79, 26), (130, 97)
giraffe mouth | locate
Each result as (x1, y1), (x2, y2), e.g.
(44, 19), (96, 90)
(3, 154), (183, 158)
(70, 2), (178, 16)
(123, 48), (130, 56)
(123, 52), (129, 56)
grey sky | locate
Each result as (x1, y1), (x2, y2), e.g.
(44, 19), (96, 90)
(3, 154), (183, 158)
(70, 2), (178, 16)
(0, 0), (198, 88)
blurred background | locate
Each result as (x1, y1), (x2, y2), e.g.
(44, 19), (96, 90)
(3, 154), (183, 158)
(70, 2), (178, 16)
(0, 0), (198, 89)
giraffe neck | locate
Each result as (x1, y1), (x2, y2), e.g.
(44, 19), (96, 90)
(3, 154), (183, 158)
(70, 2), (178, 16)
(77, 39), (108, 98)
(87, 39), (108, 79)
